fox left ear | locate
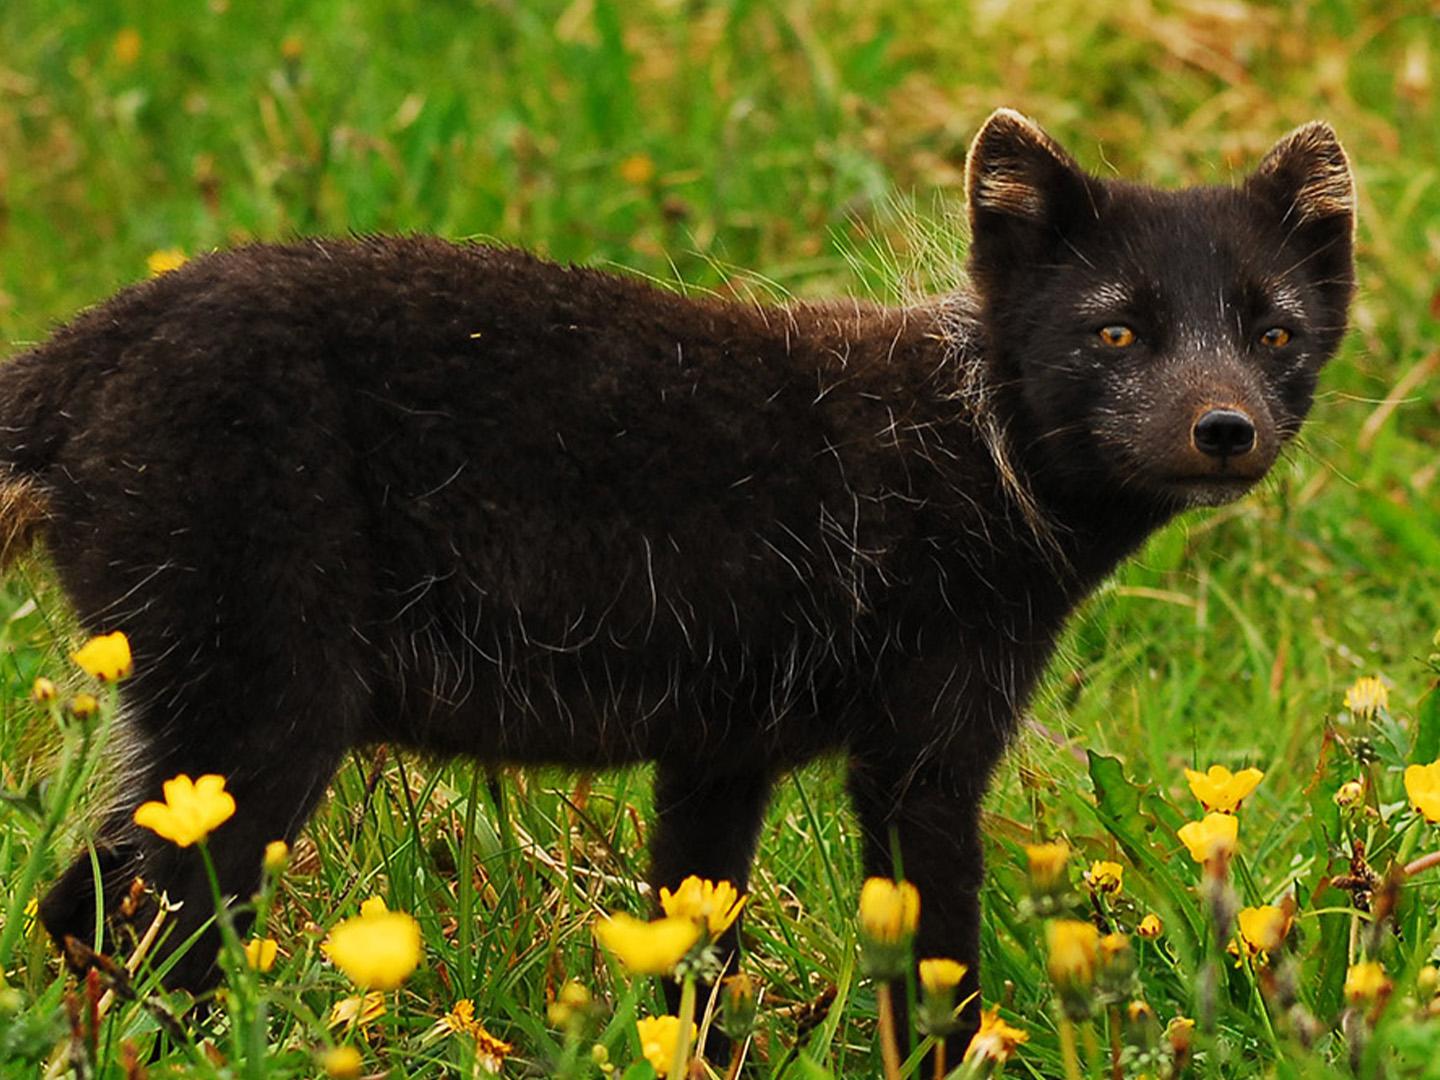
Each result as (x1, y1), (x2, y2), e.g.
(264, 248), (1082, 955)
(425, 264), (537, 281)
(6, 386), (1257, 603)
(1249, 121), (1355, 230)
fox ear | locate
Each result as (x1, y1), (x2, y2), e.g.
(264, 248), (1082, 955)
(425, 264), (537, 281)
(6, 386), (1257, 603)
(965, 109), (1096, 277)
(1249, 121), (1355, 228)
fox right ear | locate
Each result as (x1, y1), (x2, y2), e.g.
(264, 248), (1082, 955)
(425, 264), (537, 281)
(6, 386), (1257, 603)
(965, 109), (1096, 275)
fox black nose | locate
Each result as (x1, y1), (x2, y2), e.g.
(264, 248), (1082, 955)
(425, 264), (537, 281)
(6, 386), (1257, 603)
(1192, 409), (1256, 459)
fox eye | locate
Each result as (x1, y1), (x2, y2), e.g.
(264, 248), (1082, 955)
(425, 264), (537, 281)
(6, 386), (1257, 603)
(1259, 327), (1292, 348)
(1097, 325), (1136, 348)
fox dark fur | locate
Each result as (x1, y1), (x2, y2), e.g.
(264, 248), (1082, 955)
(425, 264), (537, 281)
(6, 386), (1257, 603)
(3, 110), (1354, 1022)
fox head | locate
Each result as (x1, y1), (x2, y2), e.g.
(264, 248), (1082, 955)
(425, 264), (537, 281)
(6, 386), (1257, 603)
(964, 109), (1355, 510)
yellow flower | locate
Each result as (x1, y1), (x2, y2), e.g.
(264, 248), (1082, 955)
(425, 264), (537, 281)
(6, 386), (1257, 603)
(1126, 1000), (1154, 1024)
(547, 980), (593, 1027)
(327, 991), (387, 1030)
(72, 631), (133, 681)
(1405, 760), (1440, 823)
(659, 876), (747, 938)
(918, 957), (968, 994)
(1344, 676), (1388, 720)
(147, 249), (188, 277)
(438, 999), (512, 1071)
(1024, 841), (1070, 889)
(244, 937), (278, 972)
(1231, 905), (1289, 965)
(593, 913), (700, 976)
(1183, 765), (1264, 813)
(31, 677), (57, 703)
(1085, 860), (1124, 896)
(1046, 919), (1100, 987)
(858, 877), (920, 944)
(22, 897), (39, 935)
(113, 28), (142, 66)
(1177, 812), (1238, 863)
(636, 1015), (694, 1076)
(263, 839), (290, 872)
(359, 896), (389, 918)
(133, 773), (236, 847)
(1344, 961), (1391, 1002)
(69, 693), (99, 719)
(963, 1005), (1029, 1063)
(319, 1045), (363, 1079)
(1334, 780), (1365, 808)
(323, 905), (422, 990)
(1137, 914), (1163, 939)
(618, 153), (656, 186)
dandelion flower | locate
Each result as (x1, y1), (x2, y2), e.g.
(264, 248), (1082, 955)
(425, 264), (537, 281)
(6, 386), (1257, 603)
(1177, 812), (1238, 863)
(636, 1015), (694, 1076)
(1085, 860), (1124, 895)
(323, 905), (422, 990)
(244, 937), (278, 972)
(858, 877), (920, 944)
(659, 875), (746, 938)
(1344, 676), (1388, 720)
(1184, 765), (1263, 813)
(963, 1005), (1028, 1063)
(593, 913), (699, 976)
(1344, 961), (1391, 1003)
(1046, 919), (1100, 987)
(1405, 760), (1440, 823)
(1023, 841), (1069, 889)
(919, 957), (968, 994)
(133, 773), (235, 847)
(72, 631), (133, 681)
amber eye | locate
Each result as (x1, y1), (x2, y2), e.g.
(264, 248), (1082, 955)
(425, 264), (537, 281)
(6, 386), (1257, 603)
(1260, 327), (1292, 348)
(1097, 325), (1136, 348)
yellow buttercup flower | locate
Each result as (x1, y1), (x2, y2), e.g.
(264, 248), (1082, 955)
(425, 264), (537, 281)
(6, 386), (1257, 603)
(1334, 780), (1364, 808)
(593, 913), (700, 976)
(1344, 961), (1391, 1002)
(636, 1015), (694, 1076)
(133, 773), (235, 847)
(1085, 860), (1124, 896)
(1405, 760), (1440, 823)
(244, 937), (278, 972)
(858, 877), (920, 944)
(147, 249), (188, 277)
(31, 677), (57, 703)
(1137, 914), (1163, 939)
(326, 992), (387, 1030)
(113, 28), (142, 66)
(323, 904), (422, 990)
(659, 876), (747, 938)
(1231, 905), (1289, 964)
(1046, 919), (1100, 987)
(1024, 841), (1070, 889)
(618, 153), (656, 186)
(359, 896), (389, 918)
(1177, 812), (1238, 864)
(263, 839), (290, 872)
(69, 693), (99, 719)
(919, 957), (968, 994)
(1344, 676), (1388, 720)
(319, 1045), (363, 1079)
(72, 631), (133, 681)
(1184, 765), (1264, 813)
(963, 1005), (1029, 1063)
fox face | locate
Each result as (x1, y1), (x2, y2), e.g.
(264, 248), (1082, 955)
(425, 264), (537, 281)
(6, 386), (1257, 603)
(965, 111), (1355, 510)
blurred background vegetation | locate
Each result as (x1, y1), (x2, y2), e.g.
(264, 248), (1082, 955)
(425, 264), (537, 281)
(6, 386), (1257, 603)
(1, 0), (1438, 1075)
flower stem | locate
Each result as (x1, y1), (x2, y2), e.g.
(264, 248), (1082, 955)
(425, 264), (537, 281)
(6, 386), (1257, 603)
(932, 1037), (948, 1080)
(1057, 1013), (1082, 1080)
(671, 973), (697, 1079)
(1404, 849), (1440, 876)
(876, 982), (903, 1080)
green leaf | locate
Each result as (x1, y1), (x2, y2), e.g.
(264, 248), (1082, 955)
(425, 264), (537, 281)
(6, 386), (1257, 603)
(1414, 680), (1440, 765)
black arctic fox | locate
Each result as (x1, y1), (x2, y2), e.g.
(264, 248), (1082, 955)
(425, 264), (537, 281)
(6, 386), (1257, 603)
(4, 110), (1353, 1019)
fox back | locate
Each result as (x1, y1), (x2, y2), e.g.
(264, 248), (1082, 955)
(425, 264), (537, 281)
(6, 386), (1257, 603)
(1, 110), (1353, 1023)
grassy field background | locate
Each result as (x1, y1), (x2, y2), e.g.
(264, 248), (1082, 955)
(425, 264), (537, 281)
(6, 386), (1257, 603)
(1, 0), (1438, 1076)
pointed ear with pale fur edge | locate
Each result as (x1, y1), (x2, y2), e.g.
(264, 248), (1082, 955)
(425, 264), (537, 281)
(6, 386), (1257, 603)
(965, 109), (1098, 283)
(1248, 121), (1355, 230)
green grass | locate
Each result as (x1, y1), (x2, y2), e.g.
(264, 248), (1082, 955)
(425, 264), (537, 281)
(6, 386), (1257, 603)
(2, 0), (1439, 1076)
